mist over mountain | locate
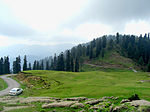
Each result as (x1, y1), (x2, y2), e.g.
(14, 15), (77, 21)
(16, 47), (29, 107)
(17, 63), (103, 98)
(0, 43), (75, 65)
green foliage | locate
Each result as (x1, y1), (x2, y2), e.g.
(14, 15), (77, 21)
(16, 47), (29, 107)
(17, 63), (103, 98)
(23, 55), (27, 71)
(128, 94), (140, 101)
(16, 70), (150, 101)
(0, 78), (8, 91)
(13, 56), (21, 73)
(0, 56), (10, 74)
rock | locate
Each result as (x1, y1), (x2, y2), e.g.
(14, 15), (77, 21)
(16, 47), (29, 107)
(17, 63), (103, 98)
(112, 97), (119, 100)
(85, 100), (101, 105)
(138, 106), (150, 112)
(64, 97), (87, 101)
(78, 109), (85, 112)
(70, 103), (84, 108)
(113, 105), (128, 112)
(120, 99), (130, 103)
(42, 101), (77, 108)
(20, 97), (55, 103)
(109, 105), (113, 112)
(90, 105), (104, 110)
(129, 100), (150, 107)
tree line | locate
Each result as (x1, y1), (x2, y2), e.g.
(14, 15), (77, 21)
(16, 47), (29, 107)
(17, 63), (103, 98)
(1, 33), (150, 74)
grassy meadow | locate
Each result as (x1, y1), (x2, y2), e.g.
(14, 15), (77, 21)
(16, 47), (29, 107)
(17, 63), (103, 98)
(16, 70), (150, 101)
(0, 77), (7, 91)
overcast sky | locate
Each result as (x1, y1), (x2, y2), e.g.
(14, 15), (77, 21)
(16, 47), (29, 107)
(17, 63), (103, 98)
(0, 0), (150, 48)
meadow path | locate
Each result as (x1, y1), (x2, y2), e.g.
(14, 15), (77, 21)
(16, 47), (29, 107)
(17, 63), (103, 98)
(0, 74), (20, 96)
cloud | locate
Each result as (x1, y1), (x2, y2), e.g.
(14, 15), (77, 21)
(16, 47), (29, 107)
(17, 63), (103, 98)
(65, 0), (150, 31)
(0, 1), (37, 37)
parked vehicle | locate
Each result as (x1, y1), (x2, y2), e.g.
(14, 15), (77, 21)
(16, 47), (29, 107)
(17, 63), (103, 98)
(9, 88), (23, 96)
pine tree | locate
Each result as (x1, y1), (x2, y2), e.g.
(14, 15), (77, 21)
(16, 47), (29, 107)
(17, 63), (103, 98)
(33, 60), (37, 70)
(13, 61), (17, 74)
(41, 60), (44, 70)
(138, 56), (144, 65)
(13, 56), (21, 73)
(37, 61), (40, 70)
(96, 39), (102, 57)
(53, 54), (57, 70)
(147, 60), (150, 72)
(23, 55), (27, 71)
(102, 36), (107, 48)
(46, 61), (50, 70)
(66, 50), (71, 71)
(29, 63), (32, 70)
(70, 57), (74, 72)
(116, 32), (119, 44)
(89, 44), (93, 59)
(0, 58), (3, 75)
(75, 58), (79, 72)
(60, 52), (65, 71)
(86, 45), (90, 56)
(101, 49), (105, 58)
(108, 39), (114, 50)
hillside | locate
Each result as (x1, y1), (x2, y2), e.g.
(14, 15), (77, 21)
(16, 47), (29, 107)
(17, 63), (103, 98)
(15, 70), (150, 101)
(81, 50), (140, 72)
(31, 33), (149, 73)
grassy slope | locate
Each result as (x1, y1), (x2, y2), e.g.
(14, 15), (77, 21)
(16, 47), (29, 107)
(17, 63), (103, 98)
(0, 77), (7, 91)
(17, 70), (150, 101)
(81, 50), (140, 72)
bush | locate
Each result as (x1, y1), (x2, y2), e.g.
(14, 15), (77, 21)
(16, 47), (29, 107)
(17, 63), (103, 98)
(128, 94), (140, 101)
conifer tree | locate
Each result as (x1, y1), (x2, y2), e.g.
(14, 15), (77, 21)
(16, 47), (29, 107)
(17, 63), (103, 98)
(0, 58), (3, 75)
(66, 50), (71, 71)
(96, 39), (102, 57)
(147, 60), (150, 72)
(70, 57), (74, 72)
(29, 63), (32, 70)
(138, 56), (144, 65)
(33, 60), (37, 70)
(75, 58), (79, 72)
(89, 44), (93, 59)
(46, 61), (50, 70)
(102, 36), (107, 48)
(23, 55), (27, 71)
(41, 60), (44, 70)
(116, 32), (119, 44)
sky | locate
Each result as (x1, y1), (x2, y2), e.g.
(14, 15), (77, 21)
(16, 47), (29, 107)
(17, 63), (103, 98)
(0, 0), (150, 56)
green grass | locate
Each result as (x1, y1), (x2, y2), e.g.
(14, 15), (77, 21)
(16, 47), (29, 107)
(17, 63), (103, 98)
(83, 50), (140, 71)
(16, 70), (150, 101)
(0, 77), (8, 91)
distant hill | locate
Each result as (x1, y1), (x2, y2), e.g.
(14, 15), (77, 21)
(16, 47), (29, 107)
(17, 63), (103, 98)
(44, 33), (150, 72)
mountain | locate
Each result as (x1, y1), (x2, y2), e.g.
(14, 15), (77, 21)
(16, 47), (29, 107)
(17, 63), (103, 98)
(47, 33), (150, 72)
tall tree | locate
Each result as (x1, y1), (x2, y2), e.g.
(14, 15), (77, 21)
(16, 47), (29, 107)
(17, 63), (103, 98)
(66, 50), (71, 71)
(33, 60), (37, 70)
(102, 36), (107, 48)
(116, 32), (119, 44)
(23, 55), (27, 71)
(96, 39), (102, 57)
(0, 58), (3, 75)
(75, 58), (79, 72)
(28, 63), (32, 70)
(147, 60), (150, 72)
(40, 60), (44, 70)
(70, 57), (74, 72)
(46, 61), (50, 70)
(13, 56), (21, 73)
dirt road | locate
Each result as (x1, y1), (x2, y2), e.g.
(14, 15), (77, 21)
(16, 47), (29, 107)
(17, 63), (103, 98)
(0, 74), (20, 96)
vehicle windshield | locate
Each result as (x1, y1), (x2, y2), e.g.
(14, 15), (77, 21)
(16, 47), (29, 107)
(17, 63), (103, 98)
(11, 89), (16, 91)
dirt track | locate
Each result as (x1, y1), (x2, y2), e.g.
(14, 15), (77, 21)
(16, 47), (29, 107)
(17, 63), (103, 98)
(0, 74), (20, 96)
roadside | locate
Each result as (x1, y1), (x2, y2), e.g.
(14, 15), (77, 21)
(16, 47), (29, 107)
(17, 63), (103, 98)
(0, 78), (7, 91)
(0, 74), (20, 96)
